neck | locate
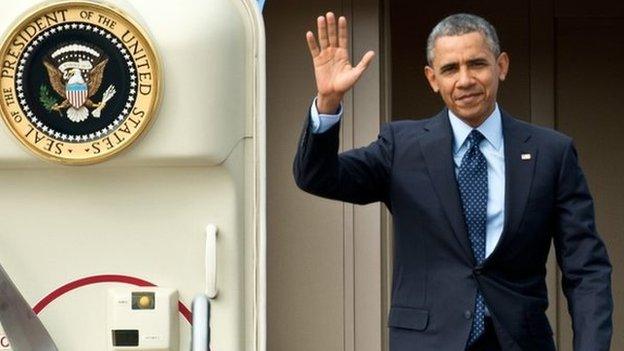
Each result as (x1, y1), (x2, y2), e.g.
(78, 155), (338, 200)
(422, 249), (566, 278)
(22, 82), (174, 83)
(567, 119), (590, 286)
(456, 104), (496, 128)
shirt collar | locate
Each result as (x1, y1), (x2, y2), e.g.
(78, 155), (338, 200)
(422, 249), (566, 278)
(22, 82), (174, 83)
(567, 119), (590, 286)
(448, 104), (503, 154)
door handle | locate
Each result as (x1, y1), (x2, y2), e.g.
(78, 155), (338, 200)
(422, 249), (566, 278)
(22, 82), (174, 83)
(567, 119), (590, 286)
(205, 224), (218, 299)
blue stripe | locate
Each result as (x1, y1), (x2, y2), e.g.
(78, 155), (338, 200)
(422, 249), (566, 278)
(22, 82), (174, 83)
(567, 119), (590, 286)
(67, 83), (87, 91)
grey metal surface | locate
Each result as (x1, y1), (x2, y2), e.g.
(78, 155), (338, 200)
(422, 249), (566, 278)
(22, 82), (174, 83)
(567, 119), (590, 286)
(0, 263), (58, 351)
(191, 294), (211, 351)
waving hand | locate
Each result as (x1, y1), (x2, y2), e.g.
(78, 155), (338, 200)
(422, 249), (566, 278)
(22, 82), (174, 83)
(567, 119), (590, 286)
(306, 12), (375, 114)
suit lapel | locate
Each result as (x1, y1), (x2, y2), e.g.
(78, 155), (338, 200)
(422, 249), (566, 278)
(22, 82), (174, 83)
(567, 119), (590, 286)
(485, 112), (537, 265)
(419, 110), (474, 265)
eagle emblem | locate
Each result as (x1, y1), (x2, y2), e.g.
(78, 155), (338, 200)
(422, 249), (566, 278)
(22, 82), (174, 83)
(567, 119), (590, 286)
(42, 44), (116, 123)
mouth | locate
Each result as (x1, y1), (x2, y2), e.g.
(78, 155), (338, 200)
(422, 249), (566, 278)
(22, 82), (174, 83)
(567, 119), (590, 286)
(455, 93), (483, 104)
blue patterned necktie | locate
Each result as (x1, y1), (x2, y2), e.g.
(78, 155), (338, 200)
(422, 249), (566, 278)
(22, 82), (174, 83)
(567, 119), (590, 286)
(457, 130), (488, 346)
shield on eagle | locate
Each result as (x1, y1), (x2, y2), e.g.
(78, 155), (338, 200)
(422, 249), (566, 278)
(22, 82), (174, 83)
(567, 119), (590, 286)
(66, 82), (88, 109)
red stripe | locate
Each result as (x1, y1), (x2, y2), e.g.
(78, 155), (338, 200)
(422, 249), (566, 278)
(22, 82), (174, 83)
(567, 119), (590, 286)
(67, 90), (87, 108)
(32, 274), (193, 324)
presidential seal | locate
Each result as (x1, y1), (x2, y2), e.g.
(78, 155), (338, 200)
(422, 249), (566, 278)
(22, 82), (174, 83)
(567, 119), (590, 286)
(0, 1), (161, 164)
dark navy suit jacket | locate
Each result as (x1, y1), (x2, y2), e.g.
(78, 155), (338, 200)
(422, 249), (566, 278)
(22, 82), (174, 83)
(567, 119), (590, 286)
(293, 108), (613, 351)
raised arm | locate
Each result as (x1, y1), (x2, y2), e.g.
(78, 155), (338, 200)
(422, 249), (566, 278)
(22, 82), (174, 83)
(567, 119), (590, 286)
(294, 13), (390, 206)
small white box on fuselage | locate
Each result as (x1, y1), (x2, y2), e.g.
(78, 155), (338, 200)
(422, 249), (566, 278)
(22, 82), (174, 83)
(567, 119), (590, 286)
(106, 287), (179, 351)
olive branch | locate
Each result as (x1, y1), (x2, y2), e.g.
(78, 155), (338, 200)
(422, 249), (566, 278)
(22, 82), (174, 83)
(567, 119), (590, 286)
(39, 84), (58, 112)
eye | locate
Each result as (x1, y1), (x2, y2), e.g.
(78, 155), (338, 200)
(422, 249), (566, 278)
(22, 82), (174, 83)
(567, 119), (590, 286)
(470, 61), (488, 68)
(440, 66), (457, 74)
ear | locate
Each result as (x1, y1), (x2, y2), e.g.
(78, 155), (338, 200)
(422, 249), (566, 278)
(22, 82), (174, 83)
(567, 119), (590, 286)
(424, 65), (439, 93)
(497, 52), (509, 81)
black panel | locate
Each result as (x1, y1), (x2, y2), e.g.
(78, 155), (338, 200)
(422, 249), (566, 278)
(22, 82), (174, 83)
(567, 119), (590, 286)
(112, 329), (139, 347)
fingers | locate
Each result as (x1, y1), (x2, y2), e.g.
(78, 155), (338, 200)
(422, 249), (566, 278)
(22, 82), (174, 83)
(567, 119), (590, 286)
(317, 16), (329, 49)
(338, 16), (347, 48)
(306, 31), (320, 58)
(326, 12), (338, 47)
(355, 50), (375, 72)
(315, 12), (342, 50)
(307, 13), (348, 59)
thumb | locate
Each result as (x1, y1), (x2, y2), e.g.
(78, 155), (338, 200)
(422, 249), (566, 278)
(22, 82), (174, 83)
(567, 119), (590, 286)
(355, 50), (375, 73)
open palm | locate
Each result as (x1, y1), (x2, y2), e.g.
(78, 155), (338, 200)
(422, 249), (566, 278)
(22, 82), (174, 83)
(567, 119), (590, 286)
(306, 13), (375, 113)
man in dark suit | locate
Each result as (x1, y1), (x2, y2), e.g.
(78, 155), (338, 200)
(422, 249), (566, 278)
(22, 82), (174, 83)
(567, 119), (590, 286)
(293, 12), (613, 351)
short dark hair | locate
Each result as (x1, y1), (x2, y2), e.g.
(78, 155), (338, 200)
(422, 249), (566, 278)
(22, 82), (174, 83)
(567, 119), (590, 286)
(426, 13), (500, 65)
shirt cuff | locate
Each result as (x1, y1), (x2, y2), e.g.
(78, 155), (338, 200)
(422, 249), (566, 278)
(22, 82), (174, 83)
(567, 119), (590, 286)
(310, 97), (343, 134)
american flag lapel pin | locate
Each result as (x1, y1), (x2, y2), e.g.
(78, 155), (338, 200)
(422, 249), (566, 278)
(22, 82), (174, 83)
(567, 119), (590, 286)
(521, 153), (532, 160)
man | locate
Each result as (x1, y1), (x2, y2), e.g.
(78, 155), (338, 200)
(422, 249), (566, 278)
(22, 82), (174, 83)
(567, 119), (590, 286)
(293, 13), (613, 351)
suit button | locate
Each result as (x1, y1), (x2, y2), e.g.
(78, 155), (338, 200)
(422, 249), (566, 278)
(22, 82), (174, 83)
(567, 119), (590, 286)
(464, 310), (472, 319)
(474, 267), (483, 275)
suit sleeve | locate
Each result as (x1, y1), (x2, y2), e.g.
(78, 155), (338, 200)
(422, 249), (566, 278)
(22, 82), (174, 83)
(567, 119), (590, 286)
(553, 140), (613, 351)
(293, 109), (394, 207)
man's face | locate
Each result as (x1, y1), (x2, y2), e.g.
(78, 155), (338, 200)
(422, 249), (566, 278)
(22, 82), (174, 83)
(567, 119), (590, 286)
(424, 32), (509, 127)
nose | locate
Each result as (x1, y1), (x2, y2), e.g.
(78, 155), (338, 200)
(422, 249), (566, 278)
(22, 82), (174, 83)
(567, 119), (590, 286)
(456, 66), (474, 88)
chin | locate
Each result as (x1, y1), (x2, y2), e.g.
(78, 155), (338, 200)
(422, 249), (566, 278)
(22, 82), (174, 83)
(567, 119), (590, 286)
(453, 106), (485, 121)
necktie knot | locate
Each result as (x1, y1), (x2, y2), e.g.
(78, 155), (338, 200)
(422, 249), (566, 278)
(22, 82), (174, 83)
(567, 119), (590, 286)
(467, 130), (485, 149)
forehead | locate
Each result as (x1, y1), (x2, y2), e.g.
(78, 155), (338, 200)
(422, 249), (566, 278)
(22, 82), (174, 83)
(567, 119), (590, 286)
(432, 32), (494, 65)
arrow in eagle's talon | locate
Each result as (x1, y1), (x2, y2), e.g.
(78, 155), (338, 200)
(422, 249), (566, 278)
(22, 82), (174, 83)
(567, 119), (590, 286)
(92, 103), (105, 118)
(92, 85), (116, 117)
